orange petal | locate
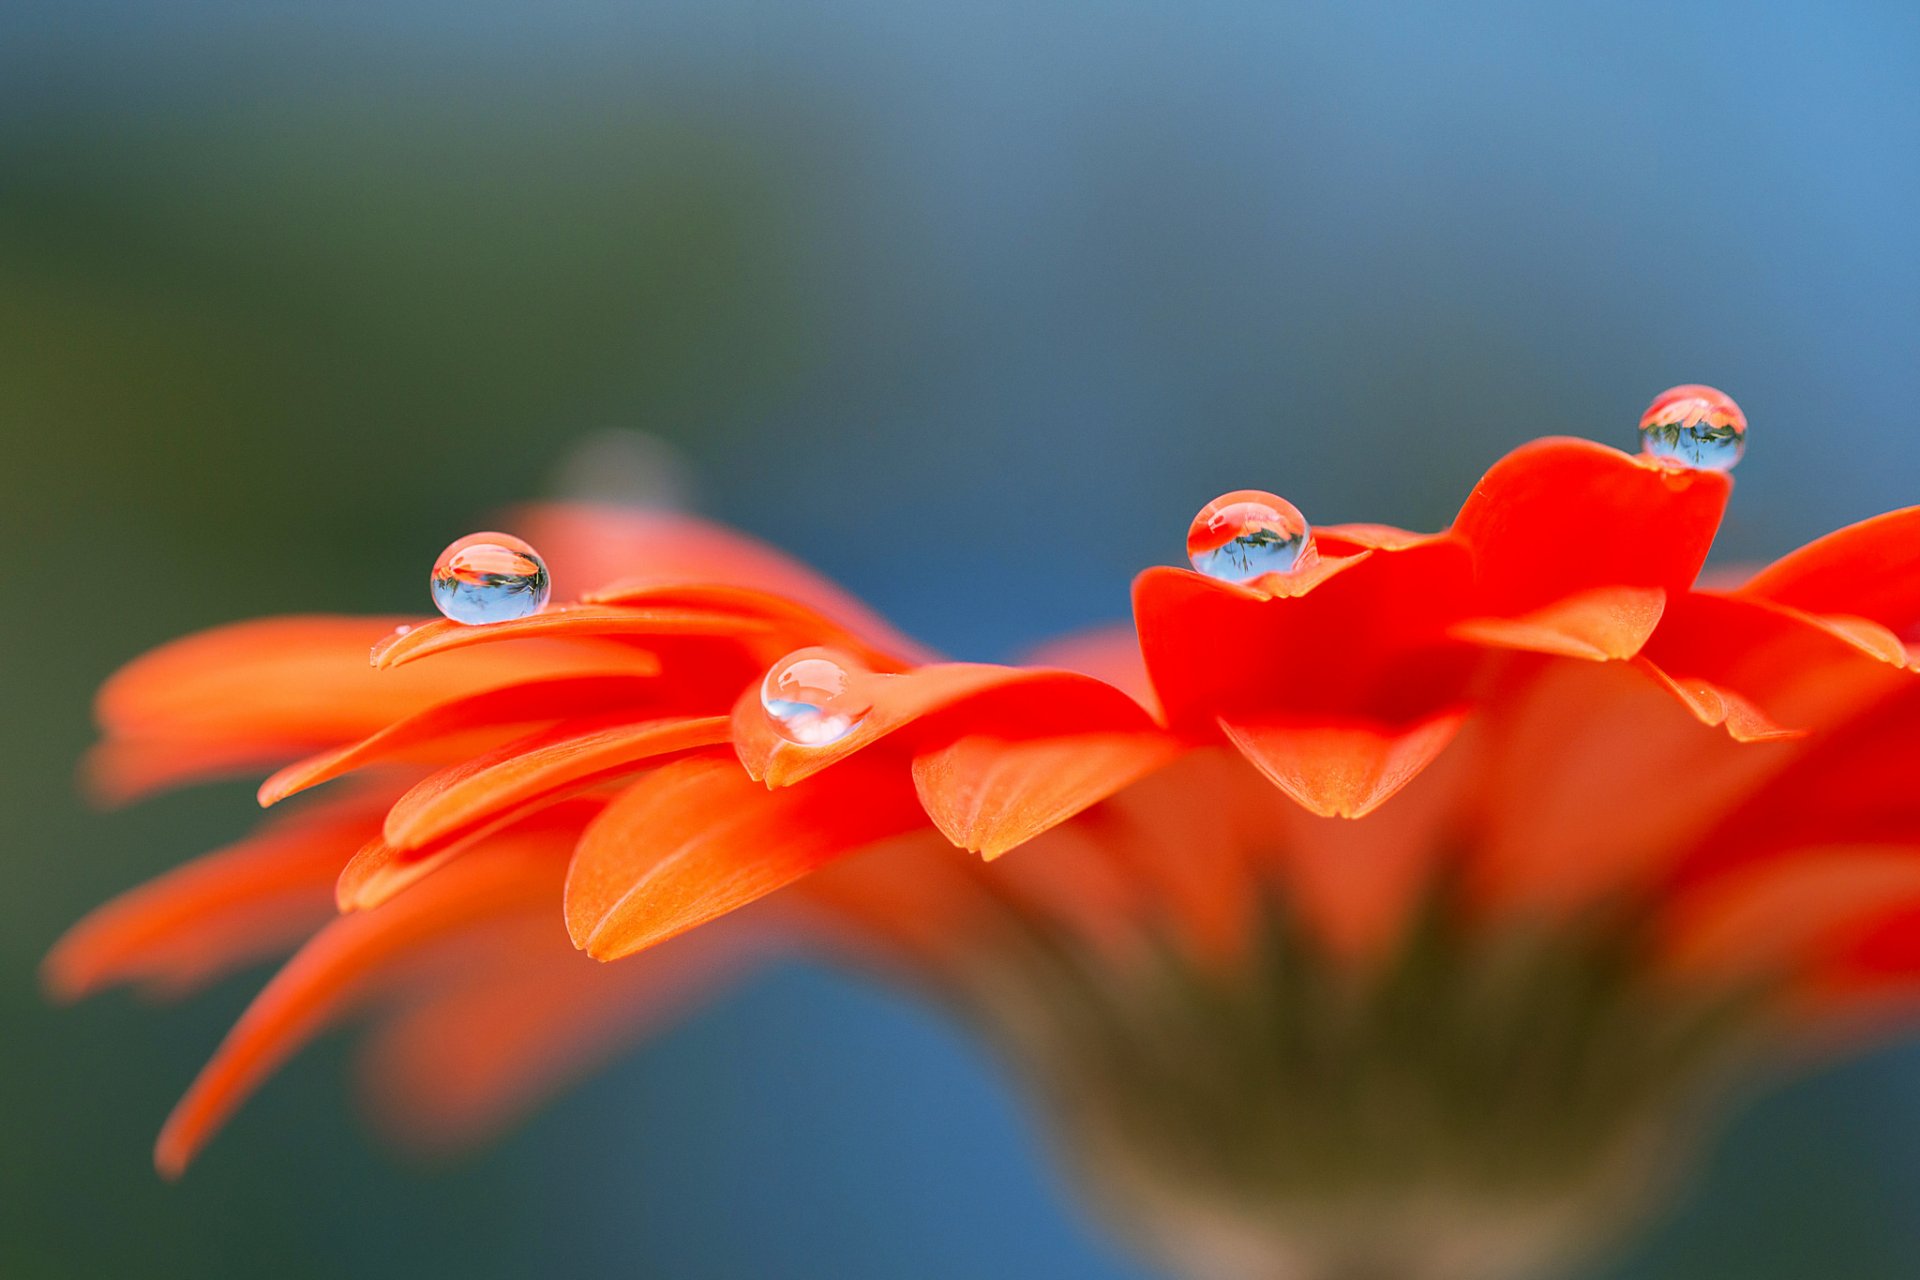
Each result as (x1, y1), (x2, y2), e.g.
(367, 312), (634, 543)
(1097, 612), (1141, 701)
(513, 503), (931, 660)
(1450, 437), (1730, 615)
(564, 757), (927, 961)
(912, 730), (1185, 858)
(337, 797), (604, 912)
(259, 673), (672, 807)
(794, 833), (1007, 971)
(85, 733), (330, 808)
(368, 604), (760, 669)
(153, 843), (561, 1177)
(1452, 585), (1666, 662)
(1660, 845), (1920, 984)
(733, 662), (1158, 788)
(1670, 680), (1920, 890)
(98, 615), (642, 747)
(1133, 540), (1476, 731)
(583, 581), (933, 668)
(42, 791), (389, 1002)
(1739, 505), (1920, 636)
(355, 911), (764, 1154)
(382, 714), (731, 851)
(1020, 624), (1160, 717)
(1636, 591), (1907, 740)
(1630, 658), (1802, 743)
(1215, 710), (1466, 819)
(1316, 522), (1442, 553)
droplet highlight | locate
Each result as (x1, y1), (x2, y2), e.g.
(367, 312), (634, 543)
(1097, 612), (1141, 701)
(430, 533), (551, 625)
(1639, 385), (1746, 472)
(1187, 490), (1316, 583)
(761, 648), (872, 746)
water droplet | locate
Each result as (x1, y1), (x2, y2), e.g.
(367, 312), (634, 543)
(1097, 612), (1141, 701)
(761, 648), (872, 746)
(1639, 385), (1746, 471)
(1187, 490), (1316, 583)
(430, 533), (551, 625)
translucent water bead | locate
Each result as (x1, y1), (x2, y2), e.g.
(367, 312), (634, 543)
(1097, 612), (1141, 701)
(430, 533), (551, 625)
(761, 648), (873, 746)
(1639, 385), (1747, 472)
(1186, 490), (1317, 583)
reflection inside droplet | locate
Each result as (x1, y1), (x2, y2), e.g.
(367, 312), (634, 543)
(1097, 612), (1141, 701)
(761, 648), (872, 746)
(1186, 490), (1316, 583)
(1639, 384), (1746, 472)
(430, 533), (551, 625)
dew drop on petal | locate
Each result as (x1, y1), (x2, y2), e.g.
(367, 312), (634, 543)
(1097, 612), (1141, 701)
(1638, 385), (1747, 472)
(430, 533), (551, 625)
(1186, 490), (1317, 583)
(761, 648), (872, 746)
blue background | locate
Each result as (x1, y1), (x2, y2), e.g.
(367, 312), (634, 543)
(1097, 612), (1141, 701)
(5, 1), (1920, 1275)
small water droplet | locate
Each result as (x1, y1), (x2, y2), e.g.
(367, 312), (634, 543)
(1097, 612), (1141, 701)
(430, 533), (551, 625)
(1639, 385), (1746, 471)
(761, 648), (872, 746)
(1187, 490), (1316, 583)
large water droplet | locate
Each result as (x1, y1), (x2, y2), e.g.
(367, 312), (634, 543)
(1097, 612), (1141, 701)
(1639, 385), (1746, 471)
(1187, 490), (1316, 583)
(761, 648), (872, 746)
(430, 533), (551, 625)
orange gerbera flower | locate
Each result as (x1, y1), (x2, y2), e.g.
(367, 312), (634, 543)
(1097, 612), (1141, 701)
(47, 393), (1920, 1279)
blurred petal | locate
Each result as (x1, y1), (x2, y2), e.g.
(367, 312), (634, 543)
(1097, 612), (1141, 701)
(153, 844), (561, 1178)
(43, 792), (388, 1002)
(355, 912), (765, 1155)
(584, 581), (935, 667)
(1019, 624), (1159, 716)
(99, 616), (623, 757)
(514, 504), (929, 659)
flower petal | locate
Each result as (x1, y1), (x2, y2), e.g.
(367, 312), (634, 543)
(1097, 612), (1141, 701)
(259, 673), (672, 807)
(382, 714), (731, 852)
(583, 581), (934, 667)
(514, 504), (928, 658)
(1660, 845), (1920, 985)
(1215, 710), (1466, 819)
(153, 842), (561, 1177)
(565, 757), (927, 961)
(368, 605), (760, 669)
(912, 730), (1185, 859)
(1451, 585), (1666, 662)
(1020, 624), (1159, 716)
(1133, 539), (1476, 731)
(86, 733), (328, 808)
(1629, 658), (1802, 743)
(1450, 437), (1730, 615)
(1636, 592), (1907, 740)
(1739, 505), (1920, 636)
(733, 663), (1158, 788)
(99, 616), (625, 751)
(354, 910), (764, 1154)
(42, 792), (388, 1002)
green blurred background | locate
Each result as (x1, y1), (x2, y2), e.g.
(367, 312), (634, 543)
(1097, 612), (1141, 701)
(6, 1), (1920, 1275)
